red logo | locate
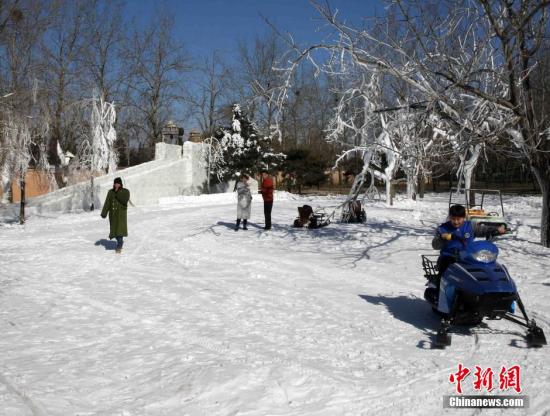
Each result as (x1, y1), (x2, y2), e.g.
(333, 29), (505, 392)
(449, 364), (522, 394)
(473, 366), (494, 392)
(499, 365), (522, 393)
(449, 363), (471, 394)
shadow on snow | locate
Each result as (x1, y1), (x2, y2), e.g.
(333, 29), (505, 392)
(95, 239), (117, 250)
(216, 221), (264, 230)
(357, 294), (529, 349)
(358, 293), (440, 349)
(359, 294), (438, 330)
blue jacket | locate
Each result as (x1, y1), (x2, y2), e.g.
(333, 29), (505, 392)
(435, 220), (475, 257)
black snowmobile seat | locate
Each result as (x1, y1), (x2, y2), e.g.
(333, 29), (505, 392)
(298, 205), (313, 222)
(294, 205), (311, 227)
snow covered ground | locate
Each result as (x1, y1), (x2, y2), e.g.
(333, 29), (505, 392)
(0, 192), (549, 415)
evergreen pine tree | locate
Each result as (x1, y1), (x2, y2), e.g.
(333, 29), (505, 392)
(213, 104), (283, 182)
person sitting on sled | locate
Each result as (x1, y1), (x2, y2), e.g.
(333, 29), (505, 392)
(432, 204), (505, 285)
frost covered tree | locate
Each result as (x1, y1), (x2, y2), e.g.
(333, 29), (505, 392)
(325, 73), (387, 206)
(272, 0), (550, 245)
(0, 121), (18, 204)
(467, 0), (550, 246)
(199, 136), (224, 193)
(90, 92), (118, 174)
(77, 91), (118, 210)
(326, 73), (431, 206)
(1, 111), (49, 223)
(8, 119), (32, 223)
(210, 104), (284, 182)
(77, 92), (118, 174)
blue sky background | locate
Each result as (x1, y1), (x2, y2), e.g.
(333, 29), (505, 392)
(125, 0), (385, 61)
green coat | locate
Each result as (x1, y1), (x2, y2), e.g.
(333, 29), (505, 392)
(101, 188), (130, 239)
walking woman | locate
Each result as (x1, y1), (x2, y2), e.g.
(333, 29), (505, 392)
(101, 177), (130, 253)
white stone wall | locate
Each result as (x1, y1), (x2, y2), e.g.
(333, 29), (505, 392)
(25, 142), (208, 213)
(154, 142), (183, 161)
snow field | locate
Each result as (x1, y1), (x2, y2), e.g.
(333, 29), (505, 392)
(0, 192), (548, 415)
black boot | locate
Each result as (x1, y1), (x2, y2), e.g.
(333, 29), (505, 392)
(243, 219), (248, 230)
(235, 219), (241, 231)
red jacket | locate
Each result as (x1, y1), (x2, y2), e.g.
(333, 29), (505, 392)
(260, 176), (274, 202)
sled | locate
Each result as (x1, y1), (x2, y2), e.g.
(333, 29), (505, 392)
(293, 205), (330, 229)
(341, 200), (366, 224)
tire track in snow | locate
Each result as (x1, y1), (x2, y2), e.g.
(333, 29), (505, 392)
(43, 278), (351, 392)
(0, 370), (48, 416)
(79, 226), (392, 394)
(316, 317), (485, 412)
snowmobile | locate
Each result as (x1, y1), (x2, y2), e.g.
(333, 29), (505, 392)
(422, 240), (546, 349)
(449, 188), (509, 231)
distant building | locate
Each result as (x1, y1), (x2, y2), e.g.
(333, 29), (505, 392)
(188, 130), (203, 143)
(162, 121), (184, 145)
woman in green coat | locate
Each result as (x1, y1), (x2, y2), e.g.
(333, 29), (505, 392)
(101, 177), (130, 253)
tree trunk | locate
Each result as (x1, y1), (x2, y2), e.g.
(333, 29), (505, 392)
(406, 172), (416, 200)
(90, 175), (95, 211)
(462, 144), (480, 206)
(419, 175), (425, 199)
(532, 164), (550, 247)
(542, 185), (550, 248)
(1, 175), (12, 204)
(126, 140), (131, 167)
(387, 180), (395, 206)
(19, 175), (25, 224)
(468, 171), (476, 207)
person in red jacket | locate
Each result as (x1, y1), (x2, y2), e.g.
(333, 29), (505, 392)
(260, 170), (274, 230)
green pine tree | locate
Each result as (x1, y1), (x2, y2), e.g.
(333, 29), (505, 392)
(213, 104), (283, 182)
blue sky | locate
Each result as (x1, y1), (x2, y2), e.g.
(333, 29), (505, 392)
(125, 0), (385, 61)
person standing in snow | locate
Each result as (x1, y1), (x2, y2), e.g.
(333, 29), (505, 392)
(259, 170), (274, 230)
(235, 174), (252, 230)
(101, 177), (130, 253)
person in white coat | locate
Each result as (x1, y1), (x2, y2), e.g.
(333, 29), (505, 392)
(235, 174), (252, 230)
